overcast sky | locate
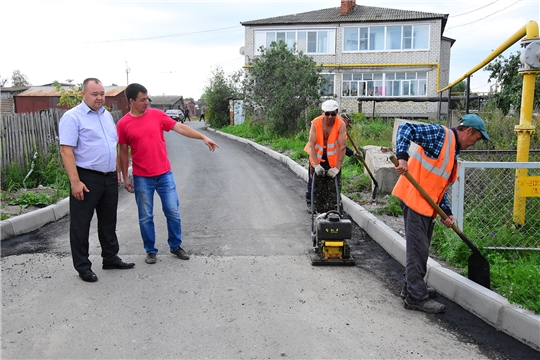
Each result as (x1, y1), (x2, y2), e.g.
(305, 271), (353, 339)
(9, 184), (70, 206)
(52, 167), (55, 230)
(2, 0), (539, 99)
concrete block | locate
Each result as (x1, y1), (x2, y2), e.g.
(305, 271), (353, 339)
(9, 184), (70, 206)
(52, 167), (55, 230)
(363, 145), (399, 194)
(343, 196), (406, 265)
(0, 220), (15, 240)
(427, 266), (507, 327)
(53, 198), (70, 220)
(500, 305), (540, 351)
(10, 206), (56, 237)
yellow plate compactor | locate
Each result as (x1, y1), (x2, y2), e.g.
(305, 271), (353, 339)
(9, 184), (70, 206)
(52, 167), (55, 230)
(309, 173), (355, 266)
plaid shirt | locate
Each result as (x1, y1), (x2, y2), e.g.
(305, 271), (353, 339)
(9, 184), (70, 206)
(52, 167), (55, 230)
(395, 123), (460, 214)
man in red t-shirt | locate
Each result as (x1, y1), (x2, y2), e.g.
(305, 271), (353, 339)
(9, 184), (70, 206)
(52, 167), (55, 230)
(118, 83), (219, 265)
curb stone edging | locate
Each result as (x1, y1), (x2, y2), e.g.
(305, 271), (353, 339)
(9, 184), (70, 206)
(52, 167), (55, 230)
(1, 197), (69, 240)
(211, 128), (540, 351)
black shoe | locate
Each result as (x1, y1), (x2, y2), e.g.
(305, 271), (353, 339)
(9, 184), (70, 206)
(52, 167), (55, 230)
(404, 295), (445, 314)
(102, 259), (135, 270)
(171, 247), (190, 260)
(79, 269), (98, 282)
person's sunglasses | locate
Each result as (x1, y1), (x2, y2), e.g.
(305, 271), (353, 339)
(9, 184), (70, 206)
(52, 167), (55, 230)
(325, 111), (337, 117)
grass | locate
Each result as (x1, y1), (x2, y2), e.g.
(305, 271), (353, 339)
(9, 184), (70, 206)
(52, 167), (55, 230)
(1, 143), (69, 218)
(219, 114), (540, 314)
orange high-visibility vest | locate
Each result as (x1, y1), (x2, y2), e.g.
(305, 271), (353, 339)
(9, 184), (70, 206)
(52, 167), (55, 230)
(304, 115), (344, 167)
(392, 126), (458, 217)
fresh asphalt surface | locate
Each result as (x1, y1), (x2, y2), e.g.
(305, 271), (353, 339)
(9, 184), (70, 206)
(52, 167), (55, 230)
(2, 121), (538, 359)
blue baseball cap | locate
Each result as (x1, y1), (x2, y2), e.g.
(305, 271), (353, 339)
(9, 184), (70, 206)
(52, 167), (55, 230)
(460, 114), (490, 141)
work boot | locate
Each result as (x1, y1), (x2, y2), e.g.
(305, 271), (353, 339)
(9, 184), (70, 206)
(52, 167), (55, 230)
(171, 247), (190, 260)
(145, 253), (157, 264)
(404, 294), (445, 314)
(400, 285), (437, 299)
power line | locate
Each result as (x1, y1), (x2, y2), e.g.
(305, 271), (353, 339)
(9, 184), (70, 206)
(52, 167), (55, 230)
(448, 0), (522, 29)
(83, 26), (242, 44)
(451, 0), (500, 17)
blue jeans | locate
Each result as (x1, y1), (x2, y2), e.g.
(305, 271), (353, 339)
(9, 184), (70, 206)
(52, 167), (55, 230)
(133, 171), (182, 254)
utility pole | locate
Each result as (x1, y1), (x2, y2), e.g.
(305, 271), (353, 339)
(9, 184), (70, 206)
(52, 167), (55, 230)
(125, 61), (131, 85)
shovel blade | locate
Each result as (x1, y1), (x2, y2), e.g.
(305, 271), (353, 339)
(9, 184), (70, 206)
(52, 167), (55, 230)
(468, 253), (491, 289)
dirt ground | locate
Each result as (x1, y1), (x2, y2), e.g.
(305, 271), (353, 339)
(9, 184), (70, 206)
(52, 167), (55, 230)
(0, 186), (59, 219)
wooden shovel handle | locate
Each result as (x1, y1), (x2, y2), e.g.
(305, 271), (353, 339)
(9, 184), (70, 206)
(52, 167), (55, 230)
(389, 155), (481, 255)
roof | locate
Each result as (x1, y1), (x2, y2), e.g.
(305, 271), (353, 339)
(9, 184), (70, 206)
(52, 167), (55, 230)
(148, 95), (183, 106)
(14, 86), (126, 97)
(241, 5), (448, 31)
(0, 86), (30, 93)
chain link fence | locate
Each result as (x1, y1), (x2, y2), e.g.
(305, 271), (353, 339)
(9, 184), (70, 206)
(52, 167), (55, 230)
(449, 150), (540, 250)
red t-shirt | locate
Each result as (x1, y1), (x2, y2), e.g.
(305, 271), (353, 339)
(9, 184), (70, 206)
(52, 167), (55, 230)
(117, 108), (177, 177)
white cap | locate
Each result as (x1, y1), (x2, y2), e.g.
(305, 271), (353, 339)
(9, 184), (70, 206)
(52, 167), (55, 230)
(321, 100), (339, 112)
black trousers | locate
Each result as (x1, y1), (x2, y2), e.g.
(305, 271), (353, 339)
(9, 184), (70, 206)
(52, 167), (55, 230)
(70, 167), (120, 273)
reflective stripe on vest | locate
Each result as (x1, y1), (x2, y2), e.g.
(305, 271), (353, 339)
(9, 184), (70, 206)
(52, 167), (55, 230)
(304, 115), (344, 167)
(392, 126), (457, 217)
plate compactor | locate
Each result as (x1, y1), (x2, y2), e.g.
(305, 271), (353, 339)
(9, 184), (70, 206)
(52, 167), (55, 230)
(309, 172), (355, 266)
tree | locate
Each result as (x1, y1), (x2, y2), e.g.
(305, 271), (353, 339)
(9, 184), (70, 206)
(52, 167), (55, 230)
(53, 80), (82, 108)
(484, 52), (540, 115)
(203, 67), (242, 129)
(243, 41), (323, 136)
(0, 75), (7, 87)
(11, 70), (31, 86)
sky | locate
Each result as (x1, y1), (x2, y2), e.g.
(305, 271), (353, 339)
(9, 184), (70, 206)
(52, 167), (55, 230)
(1, 0), (539, 100)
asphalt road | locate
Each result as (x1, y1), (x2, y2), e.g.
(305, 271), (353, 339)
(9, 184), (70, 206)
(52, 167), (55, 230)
(2, 121), (537, 359)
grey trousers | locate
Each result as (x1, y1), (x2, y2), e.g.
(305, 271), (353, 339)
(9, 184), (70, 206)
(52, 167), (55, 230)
(400, 201), (435, 300)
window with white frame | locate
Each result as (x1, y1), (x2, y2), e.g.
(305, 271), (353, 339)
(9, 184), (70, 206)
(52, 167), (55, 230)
(342, 73), (384, 97)
(385, 72), (427, 96)
(342, 24), (429, 52)
(342, 71), (427, 97)
(321, 73), (335, 96)
(254, 29), (336, 54)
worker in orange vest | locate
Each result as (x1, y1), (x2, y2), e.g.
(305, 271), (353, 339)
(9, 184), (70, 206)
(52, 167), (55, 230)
(392, 114), (490, 314)
(305, 100), (347, 213)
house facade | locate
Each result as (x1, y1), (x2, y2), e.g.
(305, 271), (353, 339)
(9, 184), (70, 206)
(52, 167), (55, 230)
(241, 0), (453, 119)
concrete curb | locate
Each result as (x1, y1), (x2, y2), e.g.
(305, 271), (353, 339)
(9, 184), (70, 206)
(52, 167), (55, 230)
(2, 128), (538, 350)
(1, 197), (69, 240)
(211, 128), (540, 351)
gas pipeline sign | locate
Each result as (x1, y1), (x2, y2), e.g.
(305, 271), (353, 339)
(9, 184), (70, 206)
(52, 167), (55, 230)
(515, 176), (540, 197)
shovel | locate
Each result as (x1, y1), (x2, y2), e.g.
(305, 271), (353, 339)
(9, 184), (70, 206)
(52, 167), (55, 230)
(346, 132), (379, 199)
(389, 155), (490, 289)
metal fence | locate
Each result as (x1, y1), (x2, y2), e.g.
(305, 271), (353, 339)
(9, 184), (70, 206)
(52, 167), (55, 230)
(450, 150), (540, 251)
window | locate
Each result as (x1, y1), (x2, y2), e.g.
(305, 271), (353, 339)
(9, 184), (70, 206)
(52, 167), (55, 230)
(369, 26), (384, 50)
(343, 24), (430, 52)
(344, 27), (358, 51)
(342, 73), (383, 97)
(254, 29), (335, 54)
(321, 73), (335, 96)
(384, 72), (427, 96)
(343, 72), (427, 97)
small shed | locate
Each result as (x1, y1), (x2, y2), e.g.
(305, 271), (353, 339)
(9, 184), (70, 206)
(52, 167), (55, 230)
(149, 95), (184, 111)
(14, 85), (129, 115)
(0, 86), (29, 115)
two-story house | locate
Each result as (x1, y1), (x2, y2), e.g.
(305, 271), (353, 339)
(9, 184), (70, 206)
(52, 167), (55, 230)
(241, 0), (453, 119)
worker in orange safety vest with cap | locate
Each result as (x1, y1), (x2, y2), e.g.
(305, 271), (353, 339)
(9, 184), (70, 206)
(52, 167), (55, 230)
(305, 99), (347, 213)
(392, 113), (490, 314)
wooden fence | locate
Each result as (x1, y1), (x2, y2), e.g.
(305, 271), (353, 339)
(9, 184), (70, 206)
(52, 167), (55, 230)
(1, 108), (123, 170)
